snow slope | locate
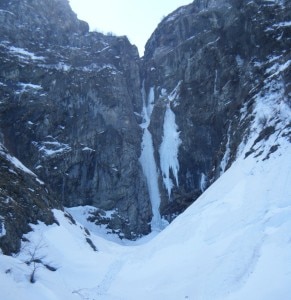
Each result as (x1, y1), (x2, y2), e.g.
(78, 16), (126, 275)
(0, 135), (290, 300)
(106, 136), (291, 300)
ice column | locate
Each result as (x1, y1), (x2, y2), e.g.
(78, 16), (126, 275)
(139, 85), (162, 231)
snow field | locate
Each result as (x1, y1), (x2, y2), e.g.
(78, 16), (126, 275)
(108, 141), (291, 300)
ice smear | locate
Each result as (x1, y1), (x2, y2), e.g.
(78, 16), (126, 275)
(168, 80), (182, 102)
(159, 103), (181, 197)
(220, 123), (231, 174)
(0, 217), (6, 237)
(200, 172), (207, 192)
(146, 87), (155, 120)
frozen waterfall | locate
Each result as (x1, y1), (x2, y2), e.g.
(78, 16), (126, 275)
(139, 86), (163, 231)
(159, 103), (181, 198)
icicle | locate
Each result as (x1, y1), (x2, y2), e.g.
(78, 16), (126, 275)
(159, 104), (181, 198)
(214, 69), (218, 95)
(200, 172), (207, 192)
(220, 123), (231, 174)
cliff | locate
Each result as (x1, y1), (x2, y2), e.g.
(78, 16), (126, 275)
(0, 0), (290, 254)
(0, 0), (151, 254)
(142, 0), (290, 218)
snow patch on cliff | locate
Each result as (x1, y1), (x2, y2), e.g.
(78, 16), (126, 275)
(239, 58), (291, 160)
(0, 144), (36, 177)
(9, 46), (45, 61)
(16, 82), (42, 94)
(32, 140), (71, 157)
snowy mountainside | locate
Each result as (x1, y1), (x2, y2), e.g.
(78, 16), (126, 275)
(0, 120), (290, 299)
(0, 0), (291, 298)
(109, 143), (291, 300)
(142, 0), (291, 220)
(1, 0), (290, 246)
(1, 69), (291, 297)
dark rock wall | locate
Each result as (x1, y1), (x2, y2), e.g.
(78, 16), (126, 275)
(0, 0), (151, 241)
(0, 0), (89, 46)
(142, 0), (291, 218)
(0, 144), (60, 255)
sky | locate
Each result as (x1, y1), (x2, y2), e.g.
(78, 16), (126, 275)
(69, 0), (192, 55)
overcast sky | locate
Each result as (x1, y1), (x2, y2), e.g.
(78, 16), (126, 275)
(69, 0), (192, 55)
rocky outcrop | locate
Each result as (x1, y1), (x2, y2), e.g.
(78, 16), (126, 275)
(0, 143), (60, 255)
(142, 0), (291, 219)
(0, 0), (151, 242)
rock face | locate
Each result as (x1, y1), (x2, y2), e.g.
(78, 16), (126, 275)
(0, 0), (290, 253)
(0, 0), (151, 244)
(0, 143), (60, 255)
(142, 0), (291, 219)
